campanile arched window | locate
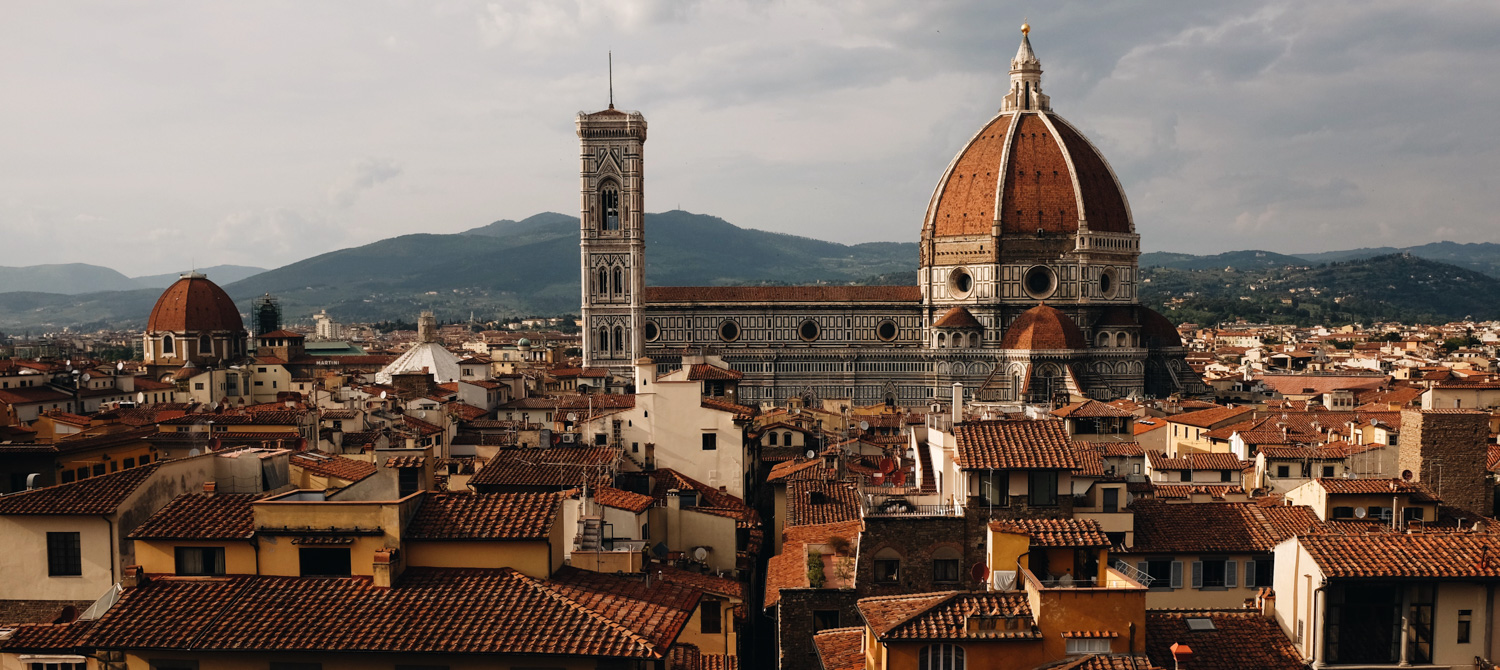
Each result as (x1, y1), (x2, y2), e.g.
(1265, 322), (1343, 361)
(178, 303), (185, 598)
(614, 326), (625, 354)
(600, 181), (620, 231)
(597, 268), (608, 296)
(613, 267), (623, 295)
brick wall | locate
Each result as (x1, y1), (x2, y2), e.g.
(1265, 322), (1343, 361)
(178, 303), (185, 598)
(856, 517), (972, 598)
(777, 589), (861, 670)
(1398, 409), (1492, 514)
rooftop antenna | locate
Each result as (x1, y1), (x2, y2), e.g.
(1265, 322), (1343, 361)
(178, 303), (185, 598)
(608, 51), (614, 109)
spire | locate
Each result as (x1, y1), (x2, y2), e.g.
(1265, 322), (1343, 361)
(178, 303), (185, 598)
(608, 51), (614, 110)
(1002, 23), (1050, 113)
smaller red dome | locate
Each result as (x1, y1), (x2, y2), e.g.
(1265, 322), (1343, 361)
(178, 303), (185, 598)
(1140, 307), (1183, 348)
(147, 273), (244, 333)
(1001, 303), (1086, 350)
(933, 306), (983, 329)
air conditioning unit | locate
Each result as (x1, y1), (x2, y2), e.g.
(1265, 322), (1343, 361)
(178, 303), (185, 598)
(562, 433), (575, 444)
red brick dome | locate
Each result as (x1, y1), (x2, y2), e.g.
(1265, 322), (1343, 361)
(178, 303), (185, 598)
(1000, 303), (1086, 350)
(147, 272), (244, 333)
(923, 112), (1132, 238)
(1139, 307), (1183, 348)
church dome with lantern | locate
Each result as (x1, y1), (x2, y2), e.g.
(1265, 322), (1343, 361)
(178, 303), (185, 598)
(143, 272), (248, 370)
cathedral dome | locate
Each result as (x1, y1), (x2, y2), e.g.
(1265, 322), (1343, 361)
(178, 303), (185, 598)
(1000, 303), (1086, 350)
(147, 272), (244, 334)
(922, 31), (1132, 240)
(1139, 307), (1183, 348)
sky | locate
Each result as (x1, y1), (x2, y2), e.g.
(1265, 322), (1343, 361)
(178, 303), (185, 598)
(3, 1), (1499, 276)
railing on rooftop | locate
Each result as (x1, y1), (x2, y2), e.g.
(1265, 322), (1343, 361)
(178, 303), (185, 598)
(863, 500), (960, 517)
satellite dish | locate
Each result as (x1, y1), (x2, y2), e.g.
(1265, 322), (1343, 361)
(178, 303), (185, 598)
(136, 392), (146, 403)
(65, 359), (71, 367)
(188, 448), (200, 457)
(805, 450), (816, 459)
(692, 546), (710, 561)
(1402, 469), (1413, 481)
(970, 562), (990, 582)
(379, 391), (388, 399)
(1354, 507), (1367, 519)
(567, 413), (578, 422)
(859, 420), (870, 431)
(80, 373), (90, 383)
(116, 362), (124, 371)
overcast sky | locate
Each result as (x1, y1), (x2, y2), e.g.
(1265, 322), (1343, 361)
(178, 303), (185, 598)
(3, 1), (1499, 276)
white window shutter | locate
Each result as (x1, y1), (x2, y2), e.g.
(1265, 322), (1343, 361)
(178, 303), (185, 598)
(1191, 561), (1203, 589)
(1170, 561), (1184, 589)
(1225, 561), (1237, 588)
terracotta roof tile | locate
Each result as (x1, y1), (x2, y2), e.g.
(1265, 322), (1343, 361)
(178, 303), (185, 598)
(129, 492), (259, 540)
(1145, 610), (1301, 670)
(470, 447), (620, 490)
(1145, 451), (1248, 472)
(1146, 484), (1246, 501)
(1127, 501), (1321, 553)
(766, 459), (828, 483)
(1098, 441), (1144, 457)
(651, 564), (747, 601)
(686, 364), (743, 381)
(1299, 532), (1500, 578)
(594, 486), (655, 514)
(954, 420), (1078, 470)
(649, 469), (756, 524)
(786, 479), (861, 527)
(988, 518), (1111, 547)
(1073, 444), (1106, 478)
(384, 455), (427, 469)
(1000, 304), (1087, 350)
(289, 454), (377, 482)
(1168, 405), (1253, 429)
(1313, 477), (1438, 501)
(405, 492), (560, 540)
(1053, 399), (1135, 418)
(0, 620), (94, 652)
(932, 306), (983, 329)
(0, 463), (162, 515)
(812, 627), (864, 670)
(545, 566), (701, 649)
(699, 396), (757, 418)
(0, 600), (96, 626)
(84, 568), (686, 658)
(859, 591), (1037, 640)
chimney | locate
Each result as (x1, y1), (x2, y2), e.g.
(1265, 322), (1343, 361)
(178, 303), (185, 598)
(122, 565), (146, 589)
(203, 481), (217, 496)
(1170, 642), (1193, 669)
(951, 383), (964, 425)
(372, 548), (402, 588)
(1258, 588), (1276, 619)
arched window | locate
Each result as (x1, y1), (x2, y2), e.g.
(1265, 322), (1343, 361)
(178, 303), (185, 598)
(920, 644), (965, 670)
(199, 334), (212, 355)
(613, 267), (623, 295)
(162, 335), (174, 355)
(614, 326), (625, 353)
(599, 328), (610, 355)
(1097, 332), (1111, 347)
(936, 332), (947, 348)
(599, 181), (620, 230)
(1116, 332), (1128, 348)
(874, 548), (902, 583)
(597, 268), (608, 296)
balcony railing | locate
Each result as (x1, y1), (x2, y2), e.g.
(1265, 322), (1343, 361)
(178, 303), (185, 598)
(864, 500), (960, 517)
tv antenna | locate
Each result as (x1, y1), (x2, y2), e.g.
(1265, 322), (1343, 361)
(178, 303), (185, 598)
(608, 51), (614, 109)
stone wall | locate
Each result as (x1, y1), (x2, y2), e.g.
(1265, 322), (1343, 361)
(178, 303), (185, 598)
(856, 516), (973, 599)
(1398, 409), (1492, 514)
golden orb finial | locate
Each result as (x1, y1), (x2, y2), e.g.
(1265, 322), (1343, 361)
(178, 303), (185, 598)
(1021, 22), (1030, 35)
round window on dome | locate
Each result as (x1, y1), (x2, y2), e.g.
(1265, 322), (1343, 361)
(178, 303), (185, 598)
(1023, 266), (1057, 300)
(718, 320), (740, 342)
(1099, 268), (1118, 299)
(643, 321), (660, 342)
(798, 320), (821, 342)
(948, 267), (974, 298)
(876, 320), (899, 342)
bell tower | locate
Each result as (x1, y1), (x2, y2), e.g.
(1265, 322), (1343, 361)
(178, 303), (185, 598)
(577, 102), (647, 375)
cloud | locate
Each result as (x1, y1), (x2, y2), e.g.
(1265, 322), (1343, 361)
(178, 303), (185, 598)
(326, 158), (404, 208)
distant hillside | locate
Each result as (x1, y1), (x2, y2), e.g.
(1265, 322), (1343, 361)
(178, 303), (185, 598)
(1140, 254), (1500, 326)
(1140, 250), (1310, 271)
(0, 263), (139, 295)
(132, 265), (266, 288)
(217, 210), (918, 324)
(1295, 241), (1500, 278)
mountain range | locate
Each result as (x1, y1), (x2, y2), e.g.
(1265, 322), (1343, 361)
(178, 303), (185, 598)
(4, 213), (1500, 331)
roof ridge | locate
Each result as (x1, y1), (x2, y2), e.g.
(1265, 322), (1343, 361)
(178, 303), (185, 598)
(510, 568), (661, 657)
(874, 591), (963, 637)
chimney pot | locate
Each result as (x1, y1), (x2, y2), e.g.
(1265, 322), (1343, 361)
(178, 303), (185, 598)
(203, 481), (217, 495)
(1171, 642), (1193, 663)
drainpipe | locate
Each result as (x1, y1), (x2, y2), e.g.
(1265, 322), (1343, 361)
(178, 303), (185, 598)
(1309, 579), (1328, 669)
(952, 383), (963, 426)
(102, 516), (117, 586)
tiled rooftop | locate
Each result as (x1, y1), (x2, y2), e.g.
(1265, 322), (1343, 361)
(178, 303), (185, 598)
(0, 463), (162, 516)
(129, 492), (260, 540)
(290, 453), (377, 482)
(1145, 610), (1303, 670)
(1300, 532), (1500, 578)
(785, 479), (861, 527)
(469, 447), (621, 490)
(1127, 501), (1321, 554)
(405, 492), (560, 540)
(83, 568), (688, 658)
(858, 591), (1037, 640)
(989, 518), (1111, 548)
(812, 627), (864, 670)
(954, 420), (1079, 470)
(593, 486), (655, 514)
(765, 520), (861, 608)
